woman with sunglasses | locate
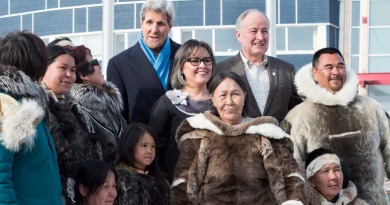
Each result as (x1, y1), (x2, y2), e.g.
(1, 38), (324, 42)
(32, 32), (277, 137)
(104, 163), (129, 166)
(70, 45), (127, 166)
(148, 39), (215, 183)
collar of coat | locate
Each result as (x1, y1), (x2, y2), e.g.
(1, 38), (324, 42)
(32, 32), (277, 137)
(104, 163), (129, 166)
(71, 82), (124, 114)
(0, 65), (48, 109)
(307, 181), (367, 205)
(116, 162), (149, 175)
(176, 111), (290, 141)
(295, 63), (359, 106)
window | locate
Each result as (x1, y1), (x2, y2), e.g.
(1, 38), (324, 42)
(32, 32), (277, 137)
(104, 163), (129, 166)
(350, 0), (360, 73)
(115, 34), (125, 55)
(276, 26), (318, 51)
(367, 85), (390, 111)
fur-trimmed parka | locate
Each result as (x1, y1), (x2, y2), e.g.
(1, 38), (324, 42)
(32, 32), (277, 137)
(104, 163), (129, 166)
(281, 64), (390, 205)
(71, 82), (126, 166)
(44, 85), (103, 204)
(115, 162), (169, 205)
(0, 65), (62, 204)
(307, 181), (368, 205)
(171, 111), (306, 205)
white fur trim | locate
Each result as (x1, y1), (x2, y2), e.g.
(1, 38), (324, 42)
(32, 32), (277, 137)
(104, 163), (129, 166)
(245, 123), (290, 139)
(306, 154), (340, 179)
(295, 63), (359, 106)
(287, 173), (305, 182)
(329, 130), (361, 139)
(186, 114), (223, 135)
(171, 178), (185, 188)
(66, 178), (76, 203)
(0, 99), (43, 152)
(281, 200), (304, 205)
(179, 133), (203, 142)
(55, 40), (74, 47)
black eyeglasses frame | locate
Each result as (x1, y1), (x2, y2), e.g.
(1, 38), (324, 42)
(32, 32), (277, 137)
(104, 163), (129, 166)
(185, 57), (214, 66)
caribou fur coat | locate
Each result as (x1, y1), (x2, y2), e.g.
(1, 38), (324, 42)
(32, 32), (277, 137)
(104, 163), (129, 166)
(170, 111), (306, 205)
(71, 82), (126, 166)
(307, 181), (368, 205)
(281, 64), (390, 205)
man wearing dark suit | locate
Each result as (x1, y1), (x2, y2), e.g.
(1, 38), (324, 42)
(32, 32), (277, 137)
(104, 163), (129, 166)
(216, 9), (302, 122)
(107, 0), (180, 124)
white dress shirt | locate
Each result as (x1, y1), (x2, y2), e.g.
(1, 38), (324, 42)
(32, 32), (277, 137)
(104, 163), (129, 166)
(240, 51), (270, 114)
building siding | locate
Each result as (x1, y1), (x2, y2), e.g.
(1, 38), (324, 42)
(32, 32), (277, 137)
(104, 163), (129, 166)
(297, 0), (328, 23)
(277, 54), (313, 71)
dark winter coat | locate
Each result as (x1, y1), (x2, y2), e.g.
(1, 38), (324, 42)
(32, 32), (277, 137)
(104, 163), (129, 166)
(71, 82), (127, 166)
(44, 86), (102, 204)
(281, 64), (390, 205)
(0, 65), (62, 205)
(115, 162), (169, 205)
(171, 111), (306, 205)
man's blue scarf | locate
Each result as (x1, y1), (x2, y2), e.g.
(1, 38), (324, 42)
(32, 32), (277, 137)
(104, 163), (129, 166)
(139, 31), (171, 90)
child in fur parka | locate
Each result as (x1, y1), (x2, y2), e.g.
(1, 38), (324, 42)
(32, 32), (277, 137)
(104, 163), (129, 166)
(70, 45), (126, 166)
(115, 123), (170, 205)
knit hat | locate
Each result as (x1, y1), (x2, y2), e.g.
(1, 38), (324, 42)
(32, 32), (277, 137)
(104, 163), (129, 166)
(305, 148), (341, 179)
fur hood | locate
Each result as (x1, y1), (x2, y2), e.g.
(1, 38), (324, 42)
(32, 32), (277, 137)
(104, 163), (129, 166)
(307, 181), (368, 205)
(0, 65), (48, 109)
(295, 64), (359, 106)
(71, 82), (124, 114)
(176, 111), (290, 141)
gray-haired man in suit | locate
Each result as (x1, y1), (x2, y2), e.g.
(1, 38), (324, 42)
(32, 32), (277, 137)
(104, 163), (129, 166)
(216, 9), (302, 122)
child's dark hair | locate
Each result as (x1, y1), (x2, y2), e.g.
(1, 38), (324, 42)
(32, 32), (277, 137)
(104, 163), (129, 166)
(118, 123), (169, 193)
(70, 160), (118, 203)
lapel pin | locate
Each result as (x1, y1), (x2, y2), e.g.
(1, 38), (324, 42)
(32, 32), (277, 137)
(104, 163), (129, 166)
(272, 72), (276, 76)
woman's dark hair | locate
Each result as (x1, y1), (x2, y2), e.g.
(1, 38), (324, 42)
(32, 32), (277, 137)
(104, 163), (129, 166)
(48, 44), (78, 65)
(0, 30), (48, 81)
(208, 71), (248, 117)
(118, 123), (169, 193)
(70, 45), (95, 83)
(71, 160), (118, 203)
(170, 39), (216, 89)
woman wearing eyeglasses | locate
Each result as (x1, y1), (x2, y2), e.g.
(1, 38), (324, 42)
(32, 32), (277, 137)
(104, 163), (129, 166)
(70, 45), (127, 166)
(148, 39), (215, 183)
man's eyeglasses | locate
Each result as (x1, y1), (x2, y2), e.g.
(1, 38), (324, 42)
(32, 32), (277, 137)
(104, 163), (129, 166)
(186, 57), (213, 66)
(88, 59), (99, 67)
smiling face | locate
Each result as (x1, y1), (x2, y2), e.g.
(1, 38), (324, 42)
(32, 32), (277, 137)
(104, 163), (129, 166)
(133, 132), (156, 170)
(141, 10), (172, 53)
(210, 78), (247, 125)
(236, 11), (269, 63)
(312, 53), (346, 94)
(309, 163), (343, 201)
(82, 54), (105, 87)
(182, 47), (213, 89)
(43, 54), (76, 98)
(82, 171), (117, 205)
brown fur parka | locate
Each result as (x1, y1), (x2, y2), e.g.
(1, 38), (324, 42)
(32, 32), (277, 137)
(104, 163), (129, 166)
(170, 111), (306, 205)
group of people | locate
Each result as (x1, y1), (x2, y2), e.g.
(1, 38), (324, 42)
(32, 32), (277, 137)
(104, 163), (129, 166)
(0, 0), (389, 205)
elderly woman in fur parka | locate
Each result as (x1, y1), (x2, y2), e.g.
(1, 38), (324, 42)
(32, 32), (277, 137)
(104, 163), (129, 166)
(170, 72), (306, 205)
(42, 44), (102, 204)
(70, 45), (126, 166)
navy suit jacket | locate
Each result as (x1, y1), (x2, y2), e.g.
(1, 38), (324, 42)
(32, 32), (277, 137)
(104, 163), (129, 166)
(107, 39), (181, 124)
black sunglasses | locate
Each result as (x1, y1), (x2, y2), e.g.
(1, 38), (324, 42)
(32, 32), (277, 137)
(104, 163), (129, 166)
(186, 57), (213, 66)
(88, 59), (99, 67)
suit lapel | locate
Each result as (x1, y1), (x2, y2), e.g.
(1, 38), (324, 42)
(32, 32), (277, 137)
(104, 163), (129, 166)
(126, 42), (165, 99)
(230, 54), (262, 117)
(263, 57), (278, 115)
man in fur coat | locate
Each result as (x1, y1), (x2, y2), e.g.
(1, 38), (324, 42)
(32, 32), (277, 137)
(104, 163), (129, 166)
(281, 47), (390, 204)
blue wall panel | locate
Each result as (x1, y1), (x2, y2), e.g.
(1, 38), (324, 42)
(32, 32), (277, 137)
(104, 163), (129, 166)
(277, 54), (313, 71)
(119, 0), (141, 1)
(60, 0), (101, 7)
(280, 0), (295, 24)
(22, 14), (32, 31)
(10, 0), (45, 14)
(136, 3), (142, 29)
(216, 56), (232, 63)
(276, 0), (278, 23)
(75, 8), (86, 33)
(47, 0), (58, 9)
(34, 9), (72, 36)
(222, 0), (265, 25)
(327, 25), (339, 48)
(297, 0), (328, 23)
(0, 16), (20, 36)
(206, 0), (220, 26)
(0, 0), (8, 16)
(88, 6), (102, 32)
(115, 4), (134, 30)
(173, 0), (203, 27)
(329, 0), (339, 26)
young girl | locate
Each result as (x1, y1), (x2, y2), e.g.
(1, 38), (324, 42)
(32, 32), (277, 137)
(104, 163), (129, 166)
(115, 123), (169, 205)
